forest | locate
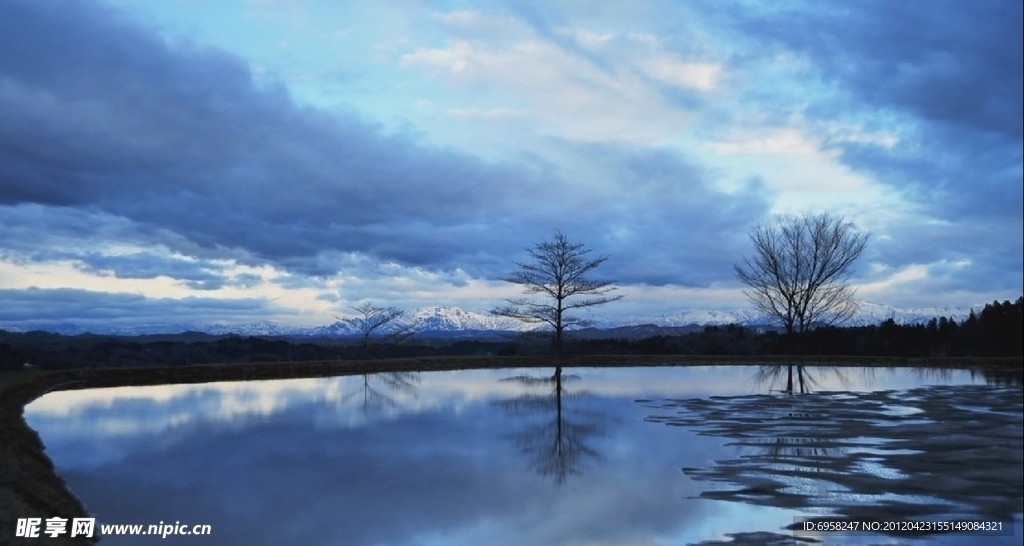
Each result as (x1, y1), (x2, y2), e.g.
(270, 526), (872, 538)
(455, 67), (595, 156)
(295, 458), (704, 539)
(0, 298), (1019, 372)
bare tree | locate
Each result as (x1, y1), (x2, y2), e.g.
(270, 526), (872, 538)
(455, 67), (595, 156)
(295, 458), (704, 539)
(339, 302), (414, 355)
(734, 212), (868, 344)
(492, 231), (623, 351)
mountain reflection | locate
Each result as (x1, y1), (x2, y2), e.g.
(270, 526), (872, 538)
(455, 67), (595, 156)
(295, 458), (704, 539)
(339, 372), (420, 414)
(25, 366), (1017, 545)
(498, 367), (607, 485)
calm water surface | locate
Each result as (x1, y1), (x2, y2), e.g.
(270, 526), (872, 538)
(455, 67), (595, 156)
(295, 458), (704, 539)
(24, 366), (1022, 545)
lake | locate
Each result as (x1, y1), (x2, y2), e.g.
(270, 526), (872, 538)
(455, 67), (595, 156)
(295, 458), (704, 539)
(24, 365), (1023, 545)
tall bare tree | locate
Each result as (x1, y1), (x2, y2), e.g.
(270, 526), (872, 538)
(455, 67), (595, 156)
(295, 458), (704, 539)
(734, 212), (868, 343)
(339, 302), (414, 355)
(493, 231), (623, 351)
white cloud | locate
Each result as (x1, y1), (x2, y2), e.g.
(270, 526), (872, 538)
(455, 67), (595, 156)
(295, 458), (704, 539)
(854, 259), (989, 307)
(0, 259), (188, 298)
(446, 106), (528, 119)
(641, 57), (722, 92)
(564, 29), (615, 50)
(434, 10), (485, 27)
(400, 21), (695, 144)
(702, 124), (909, 216)
(708, 128), (818, 155)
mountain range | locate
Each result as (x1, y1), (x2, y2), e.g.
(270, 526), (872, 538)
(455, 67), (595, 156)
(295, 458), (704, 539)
(0, 302), (977, 337)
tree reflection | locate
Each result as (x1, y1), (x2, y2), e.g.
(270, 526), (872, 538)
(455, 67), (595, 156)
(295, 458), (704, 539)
(339, 372), (419, 414)
(645, 381), (1024, 530)
(975, 367), (1024, 386)
(499, 367), (606, 485)
(749, 365), (848, 460)
(752, 364), (851, 394)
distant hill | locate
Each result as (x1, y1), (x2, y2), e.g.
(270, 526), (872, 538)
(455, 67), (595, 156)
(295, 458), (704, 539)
(0, 302), (976, 337)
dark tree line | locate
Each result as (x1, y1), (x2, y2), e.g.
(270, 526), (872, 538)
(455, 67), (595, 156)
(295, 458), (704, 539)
(542, 297), (1024, 358)
(786, 298), (1021, 358)
(0, 331), (520, 370)
(1, 297), (1019, 371)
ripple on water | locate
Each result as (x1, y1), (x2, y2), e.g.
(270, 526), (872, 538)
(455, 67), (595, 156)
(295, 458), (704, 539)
(643, 383), (1024, 532)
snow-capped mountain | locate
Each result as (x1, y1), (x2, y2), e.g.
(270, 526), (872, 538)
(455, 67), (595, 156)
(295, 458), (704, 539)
(842, 302), (972, 326)
(302, 307), (530, 337)
(0, 302), (978, 337)
(622, 302), (974, 329)
(202, 320), (299, 337)
(618, 308), (764, 328)
(407, 306), (527, 332)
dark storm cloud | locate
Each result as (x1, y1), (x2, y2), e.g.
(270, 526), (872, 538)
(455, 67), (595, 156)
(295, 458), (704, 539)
(739, 0), (1022, 214)
(839, 128), (1022, 223)
(539, 143), (771, 286)
(0, 0), (539, 276)
(0, 287), (288, 324)
(721, 0), (1022, 293)
(761, 0), (1022, 139)
(0, 0), (779, 293)
(231, 273), (264, 289)
(70, 251), (231, 290)
(867, 215), (1022, 296)
(0, 204), (158, 256)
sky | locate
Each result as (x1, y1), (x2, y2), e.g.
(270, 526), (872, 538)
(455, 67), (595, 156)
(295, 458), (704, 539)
(0, 0), (1021, 330)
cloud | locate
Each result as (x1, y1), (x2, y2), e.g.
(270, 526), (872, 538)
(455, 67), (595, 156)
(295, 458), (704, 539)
(703, 0), (1022, 298)
(0, 287), (290, 327)
(727, 0), (1022, 215)
(0, 1), (774, 291)
(400, 13), (699, 144)
(540, 144), (770, 286)
(0, 0), (1017, 329)
(0, 0), (542, 278)
(446, 107), (528, 120)
(864, 213), (1023, 298)
(754, 0), (1022, 138)
(69, 251), (232, 290)
(640, 56), (722, 92)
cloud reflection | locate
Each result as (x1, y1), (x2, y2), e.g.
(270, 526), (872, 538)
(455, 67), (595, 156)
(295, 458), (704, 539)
(24, 366), (1012, 545)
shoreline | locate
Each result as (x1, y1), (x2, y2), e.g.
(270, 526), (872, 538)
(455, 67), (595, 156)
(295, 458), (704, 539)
(8, 353), (1024, 391)
(1, 355), (1020, 545)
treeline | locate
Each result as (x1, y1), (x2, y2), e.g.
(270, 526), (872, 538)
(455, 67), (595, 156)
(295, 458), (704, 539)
(0, 333), (343, 371)
(574, 298), (1023, 358)
(1, 298), (1020, 371)
(801, 297), (1022, 357)
(0, 332), (523, 370)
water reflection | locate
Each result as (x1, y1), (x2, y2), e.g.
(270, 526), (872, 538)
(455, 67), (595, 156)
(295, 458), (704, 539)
(970, 366), (1024, 387)
(754, 365), (821, 394)
(641, 369), (1024, 541)
(498, 367), (607, 484)
(21, 366), (1020, 545)
(751, 365), (1021, 396)
(339, 372), (420, 414)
